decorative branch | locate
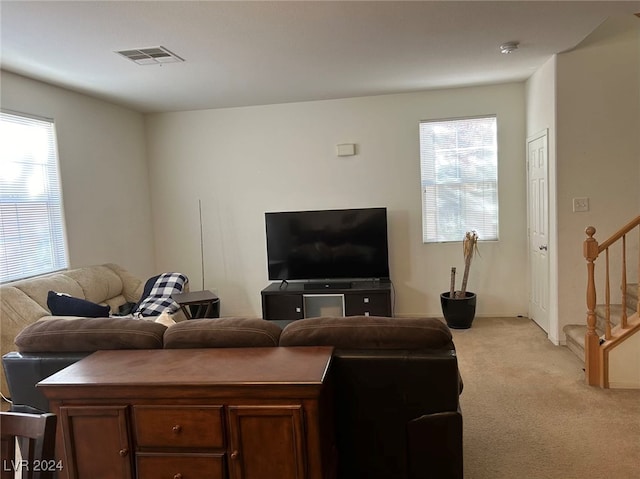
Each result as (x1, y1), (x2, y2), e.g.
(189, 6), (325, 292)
(449, 267), (456, 297)
(457, 231), (479, 298)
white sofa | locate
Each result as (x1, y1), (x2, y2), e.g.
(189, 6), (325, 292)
(0, 263), (185, 397)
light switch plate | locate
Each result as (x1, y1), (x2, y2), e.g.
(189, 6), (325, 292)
(573, 197), (589, 213)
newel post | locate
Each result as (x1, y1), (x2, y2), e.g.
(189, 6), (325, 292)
(584, 226), (601, 386)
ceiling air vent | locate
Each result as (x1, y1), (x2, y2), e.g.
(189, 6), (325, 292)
(115, 46), (184, 65)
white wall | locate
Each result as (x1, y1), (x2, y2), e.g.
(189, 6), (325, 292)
(0, 71), (156, 279)
(525, 56), (560, 343)
(609, 333), (640, 389)
(555, 16), (640, 335)
(145, 83), (529, 318)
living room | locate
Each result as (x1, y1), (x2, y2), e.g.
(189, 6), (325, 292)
(2, 3), (639, 347)
(2, 2), (640, 478)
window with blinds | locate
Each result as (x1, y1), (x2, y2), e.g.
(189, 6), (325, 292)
(419, 115), (498, 243)
(0, 111), (68, 283)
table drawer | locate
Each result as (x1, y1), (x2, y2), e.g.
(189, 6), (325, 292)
(134, 405), (225, 448)
(137, 453), (225, 479)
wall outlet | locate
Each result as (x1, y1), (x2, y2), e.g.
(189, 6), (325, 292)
(573, 197), (589, 213)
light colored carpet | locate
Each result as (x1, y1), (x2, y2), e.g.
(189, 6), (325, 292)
(451, 317), (640, 479)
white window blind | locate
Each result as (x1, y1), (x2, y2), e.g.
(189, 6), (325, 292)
(419, 115), (498, 243)
(0, 111), (68, 283)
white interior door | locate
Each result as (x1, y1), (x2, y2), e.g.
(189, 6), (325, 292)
(527, 130), (550, 332)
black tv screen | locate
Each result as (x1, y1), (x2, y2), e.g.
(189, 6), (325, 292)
(265, 207), (390, 281)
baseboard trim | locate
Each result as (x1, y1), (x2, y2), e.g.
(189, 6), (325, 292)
(393, 314), (530, 320)
(608, 381), (640, 389)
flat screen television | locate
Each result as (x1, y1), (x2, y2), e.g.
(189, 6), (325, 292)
(265, 207), (390, 282)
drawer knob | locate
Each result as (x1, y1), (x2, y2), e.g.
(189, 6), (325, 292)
(119, 448), (129, 457)
(172, 424), (182, 433)
(173, 474), (183, 479)
(231, 450), (239, 460)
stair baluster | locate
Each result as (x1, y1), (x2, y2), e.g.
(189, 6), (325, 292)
(604, 248), (611, 340)
(583, 226), (601, 386)
(620, 235), (628, 329)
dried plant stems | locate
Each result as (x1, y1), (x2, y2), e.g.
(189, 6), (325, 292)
(450, 267), (456, 297)
(455, 231), (479, 299)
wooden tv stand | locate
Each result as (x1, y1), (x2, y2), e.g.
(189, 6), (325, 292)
(38, 347), (336, 479)
(261, 280), (392, 320)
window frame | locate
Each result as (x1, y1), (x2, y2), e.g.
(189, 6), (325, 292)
(419, 114), (499, 244)
(0, 109), (69, 283)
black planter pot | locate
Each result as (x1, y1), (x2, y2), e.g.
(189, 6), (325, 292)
(440, 291), (477, 329)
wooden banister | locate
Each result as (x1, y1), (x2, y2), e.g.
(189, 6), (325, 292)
(583, 216), (640, 387)
(597, 215), (640, 251)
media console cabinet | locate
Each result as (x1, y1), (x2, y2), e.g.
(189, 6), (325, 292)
(261, 281), (392, 320)
(38, 347), (336, 479)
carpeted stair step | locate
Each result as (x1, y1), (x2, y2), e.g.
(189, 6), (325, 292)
(564, 285), (638, 362)
(564, 324), (587, 361)
(625, 283), (638, 312)
(593, 303), (632, 331)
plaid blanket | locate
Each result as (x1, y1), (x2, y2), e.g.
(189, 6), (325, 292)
(134, 272), (188, 317)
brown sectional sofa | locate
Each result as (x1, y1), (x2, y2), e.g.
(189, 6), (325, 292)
(3, 315), (463, 479)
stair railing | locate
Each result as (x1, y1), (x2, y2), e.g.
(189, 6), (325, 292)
(583, 215), (640, 387)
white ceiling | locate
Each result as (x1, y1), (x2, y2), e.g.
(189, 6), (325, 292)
(1, 1), (639, 113)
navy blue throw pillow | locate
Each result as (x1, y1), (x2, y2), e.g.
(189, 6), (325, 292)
(47, 291), (111, 318)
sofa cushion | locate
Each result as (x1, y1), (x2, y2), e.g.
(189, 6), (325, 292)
(47, 291), (111, 318)
(279, 316), (454, 349)
(163, 318), (282, 349)
(63, 265), (124, 305)
(15, 317), (167, 352)
(13, 273), (84, 313)
(102, 263), (145, 303)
